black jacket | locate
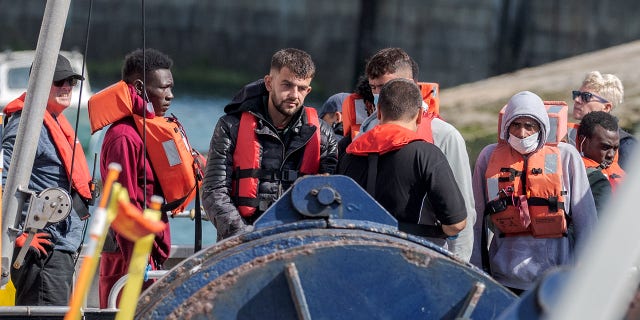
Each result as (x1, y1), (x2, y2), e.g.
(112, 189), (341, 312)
(202, 80), (338, 240)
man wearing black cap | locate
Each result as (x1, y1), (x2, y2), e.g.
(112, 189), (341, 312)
(2, 53), (93, 305)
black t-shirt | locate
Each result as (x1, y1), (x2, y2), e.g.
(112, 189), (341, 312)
(338, 141), (466, 225)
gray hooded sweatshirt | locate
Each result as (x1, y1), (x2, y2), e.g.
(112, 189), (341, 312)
(470, 91), (597, 290)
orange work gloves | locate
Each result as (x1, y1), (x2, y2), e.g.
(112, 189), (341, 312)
(15, 232), (53, 257)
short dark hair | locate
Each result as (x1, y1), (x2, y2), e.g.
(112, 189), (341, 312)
(577, 111), (619, 138)
(271, 48), (315, 79)
(122, 48), (173, 84)
(378, 78), (422, 121)
(365, 48), (413, 80)
(354, 75), (374, 105)
(410, 57), (419, 82)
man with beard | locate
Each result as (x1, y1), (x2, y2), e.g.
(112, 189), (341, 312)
(202, 48), (338, 240)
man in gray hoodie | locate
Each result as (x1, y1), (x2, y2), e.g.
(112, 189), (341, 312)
(471, 91), (597, 294)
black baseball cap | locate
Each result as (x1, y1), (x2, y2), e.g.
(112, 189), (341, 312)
(53, 54), (84, 81)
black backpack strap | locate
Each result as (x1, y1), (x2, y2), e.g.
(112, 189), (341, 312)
(366, 154), (379, 195)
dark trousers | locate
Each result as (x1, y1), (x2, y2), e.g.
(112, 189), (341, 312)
(11, 248), (75, 305)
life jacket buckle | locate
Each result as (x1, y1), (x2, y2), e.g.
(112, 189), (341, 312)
(280, 170), (299, 182)
(548, 196), (558, 212)
(498, 168), (521, 182)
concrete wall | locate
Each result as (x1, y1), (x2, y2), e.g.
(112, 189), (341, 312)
(1, 0), (639, 98)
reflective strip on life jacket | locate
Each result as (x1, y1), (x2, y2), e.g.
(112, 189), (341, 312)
(133, 115), (203, 214)
(341, 93), (372, 140)
(232, 107), (321, 217)
(4, 93), (93, 199)
(485, 143), (567, 238)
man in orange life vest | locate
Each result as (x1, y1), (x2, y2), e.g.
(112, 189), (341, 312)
(471, 91), (597, 294)
(576, 111), (625, 216)
(338, 78), (467, 239)
(94, 48), (175, 307)
(2, 54), (93, 305)
(202, 48), (338, 240)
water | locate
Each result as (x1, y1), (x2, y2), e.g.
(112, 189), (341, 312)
(66, 95), (230, 246)
(159, 95), (227, 245)
(164, 95), (228, 153)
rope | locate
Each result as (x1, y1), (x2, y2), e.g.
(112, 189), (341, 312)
(73, 0), (94, 268)
(141, 0), (148, 210)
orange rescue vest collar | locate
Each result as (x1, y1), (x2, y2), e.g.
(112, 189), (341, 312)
(347, 123), (425, 156)
(582, 156), (625, 192)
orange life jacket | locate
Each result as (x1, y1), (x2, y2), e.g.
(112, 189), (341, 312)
(88, 81), (204, 214)
(485, 142), (567, 238)
(232, 108), (321, 217)
(417, 82), (440, 118)
(567, 121), (579, 146)
(4, 93), (93, 199)
(341, 93), (373, 140)
(341, 82), (440, 140)
(133, 115), (204, 214)
(582, 157), (625, 192)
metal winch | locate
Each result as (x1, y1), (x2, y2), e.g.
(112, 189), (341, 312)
(11, 187), (72, 269)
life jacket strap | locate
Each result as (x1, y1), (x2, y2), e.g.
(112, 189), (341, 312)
(527, 196), (564, 213)
(236, 196), (261, 208)
(498, 167), (522, 182)
(486, 196), (565, 214)
(234, 168), (300, 182)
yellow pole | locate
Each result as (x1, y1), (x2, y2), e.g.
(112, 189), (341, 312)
(115, 196), (163, 320)
(65, 163), (122, 320)
(0, 152), (9, 306)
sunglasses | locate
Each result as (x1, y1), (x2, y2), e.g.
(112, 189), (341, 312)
(53, 78), (79, 87)
(572, 90), (609, 103)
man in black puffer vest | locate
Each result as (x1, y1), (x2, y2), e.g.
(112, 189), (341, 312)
(202, 48), (338, 240)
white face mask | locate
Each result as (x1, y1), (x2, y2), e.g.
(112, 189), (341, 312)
(508, 132), (540, 154)
(373, 94), (380, 107)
